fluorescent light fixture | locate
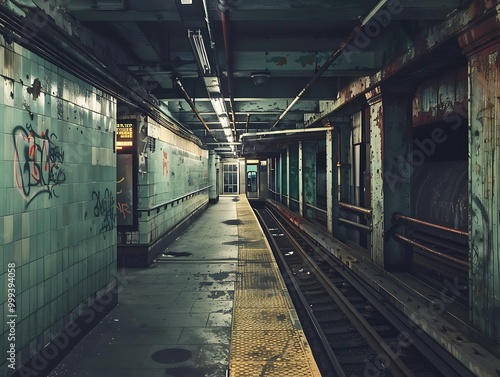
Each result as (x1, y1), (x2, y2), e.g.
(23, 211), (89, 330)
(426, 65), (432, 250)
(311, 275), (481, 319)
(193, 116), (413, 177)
(188, 29), (211, 76)
(211, 97), (227, 116)
(221, 120), (232, 132)
(203, 77), (221, 93)
(181, 0), (192, 4)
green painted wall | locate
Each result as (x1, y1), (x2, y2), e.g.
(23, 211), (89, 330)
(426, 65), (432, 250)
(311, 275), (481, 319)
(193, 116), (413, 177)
(118, 116), (209, 246)
(302, 141), (317, 220)
(0, 38), (117, 376)
(289, 144), (299, 202)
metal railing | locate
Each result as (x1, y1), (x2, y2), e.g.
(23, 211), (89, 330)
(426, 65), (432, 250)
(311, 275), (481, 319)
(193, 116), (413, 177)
(339, 201), (372, 216)
(338, 201), (372, 232)
(394, 213), (467, 237)
(304, 202), (328, 228)
(138, 185), (212, 215)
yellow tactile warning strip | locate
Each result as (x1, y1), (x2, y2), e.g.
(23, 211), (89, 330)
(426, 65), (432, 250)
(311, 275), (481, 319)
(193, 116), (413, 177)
(229, 195), (322, 377)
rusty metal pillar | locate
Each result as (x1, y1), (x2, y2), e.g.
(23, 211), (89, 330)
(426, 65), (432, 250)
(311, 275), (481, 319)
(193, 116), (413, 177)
(274, 155), (281, 202)
(326, 129), (333, 233)
(366, 90), (385, 267)
(298, 141), (304, 217)
(459, 12), (500, 341)
(330, 116), (351, 241)
(289, 143), (300, 213)
(302, 140), (317, 222)
(284, 145), (291, 208)
(366, 86), (412, 270)
(282, 148), (288, 207)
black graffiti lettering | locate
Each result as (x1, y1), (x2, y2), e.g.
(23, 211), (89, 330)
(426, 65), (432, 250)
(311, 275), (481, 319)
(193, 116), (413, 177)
(92, 188), (116, 232)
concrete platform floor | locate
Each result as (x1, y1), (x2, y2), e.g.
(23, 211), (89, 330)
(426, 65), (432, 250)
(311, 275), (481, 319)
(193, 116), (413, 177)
(49, 196), (240, 377)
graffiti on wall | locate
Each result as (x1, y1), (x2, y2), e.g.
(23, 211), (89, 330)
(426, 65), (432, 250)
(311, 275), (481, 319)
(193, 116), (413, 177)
(116, 177), (131, 220)
(116, 153), (135, 228)
(92, 188), (116, 232)
(163, 151), (168, 176)
(13, 124), (66, 206)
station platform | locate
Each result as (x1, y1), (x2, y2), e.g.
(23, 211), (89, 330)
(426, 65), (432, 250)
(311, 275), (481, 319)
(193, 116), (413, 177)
(48, 195), (321, 377)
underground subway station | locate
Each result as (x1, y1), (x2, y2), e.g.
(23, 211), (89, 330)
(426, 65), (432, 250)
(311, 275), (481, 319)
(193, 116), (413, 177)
(1, 0), (500, 376)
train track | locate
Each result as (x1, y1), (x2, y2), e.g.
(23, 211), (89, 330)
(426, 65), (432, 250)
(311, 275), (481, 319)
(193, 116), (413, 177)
(254, 205), (475, 377)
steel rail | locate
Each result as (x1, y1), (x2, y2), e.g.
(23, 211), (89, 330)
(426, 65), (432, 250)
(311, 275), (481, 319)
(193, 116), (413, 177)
(255, 209), (345, 377)
(266, 209), (413, 377)
(274, 207), (476, 377)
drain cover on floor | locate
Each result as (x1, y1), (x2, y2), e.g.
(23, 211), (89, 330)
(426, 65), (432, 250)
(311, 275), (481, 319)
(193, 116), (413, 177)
(151, 348), (192, 364)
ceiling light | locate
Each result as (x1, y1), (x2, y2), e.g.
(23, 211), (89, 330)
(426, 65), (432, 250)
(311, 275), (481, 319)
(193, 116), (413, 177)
(251, 71), (271, 86)
(220, 118), (231, 130)
(211, 97), (227, 116)
(204, 77), (221, 94)
(188, 29), (212, 76)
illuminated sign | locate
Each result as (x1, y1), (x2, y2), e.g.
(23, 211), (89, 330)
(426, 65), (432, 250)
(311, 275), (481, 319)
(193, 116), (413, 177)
(116, 123), (134, 150)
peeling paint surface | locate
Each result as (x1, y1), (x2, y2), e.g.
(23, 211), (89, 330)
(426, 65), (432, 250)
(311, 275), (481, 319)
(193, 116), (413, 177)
(368, 98), (384, 267)
(469, 44), (500, 341)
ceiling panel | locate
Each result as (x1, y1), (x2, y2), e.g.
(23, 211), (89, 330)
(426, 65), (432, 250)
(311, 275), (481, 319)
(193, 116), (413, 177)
(59, 0), (464, 156)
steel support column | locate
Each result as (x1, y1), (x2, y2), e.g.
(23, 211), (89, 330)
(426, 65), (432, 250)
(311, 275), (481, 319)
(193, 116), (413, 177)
(275, 154), (281, 203)
(302, 140), (317, 222)
(366, 86), (412, 270)
(331, 116), (351, 241)
(326, 129), (333, 233)
(286, 146), (291, 208)
(366, 92), (384, 266)
(298, 141), (304, 217)
(282, 149), (288, 207)
(460, 14), (500, 341)
(289, 143), (300, 213)
(208, 150), (219, 203)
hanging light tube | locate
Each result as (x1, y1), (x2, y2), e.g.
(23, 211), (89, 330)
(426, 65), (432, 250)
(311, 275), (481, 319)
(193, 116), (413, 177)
(188, 29), (212, 76)
(211, 97), (227, 116)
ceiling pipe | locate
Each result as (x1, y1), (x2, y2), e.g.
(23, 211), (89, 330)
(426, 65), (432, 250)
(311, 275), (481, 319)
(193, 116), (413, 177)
(175, 77), (217, 141)
(245, 113), (250, 132)
(220, 9), (238, 141)
(0, 6), (198, 143)
(241, 126), (333, 140)
(270, 0), (389, 130)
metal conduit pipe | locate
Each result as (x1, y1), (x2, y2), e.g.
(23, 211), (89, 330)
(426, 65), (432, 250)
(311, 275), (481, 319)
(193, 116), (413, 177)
(270, 0), (389, 129)
(220, 11), (237, 139)
(338, 217), (372, 232)
(240, 126), (333, 139)
(0, 7), (198, 142)
(394, 213), (468, 238)
(339, 202), (372, 216)
(175, 78), (215, 140)
(393, 233), (469, 268)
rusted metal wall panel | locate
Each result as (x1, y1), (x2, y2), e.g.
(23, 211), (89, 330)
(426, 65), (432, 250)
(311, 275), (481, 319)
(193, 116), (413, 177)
(421, 80), (439, 125)
(469, 45), (500, 341)
(412, 67), (468, 127)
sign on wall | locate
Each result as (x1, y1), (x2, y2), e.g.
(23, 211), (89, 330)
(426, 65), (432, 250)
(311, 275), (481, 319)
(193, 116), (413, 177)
(116, 118), (138, 230)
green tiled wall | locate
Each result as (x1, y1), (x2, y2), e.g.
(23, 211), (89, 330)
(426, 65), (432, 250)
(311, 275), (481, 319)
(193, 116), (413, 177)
(0, 39), (117, 376)
(120, 116), (209, 245)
